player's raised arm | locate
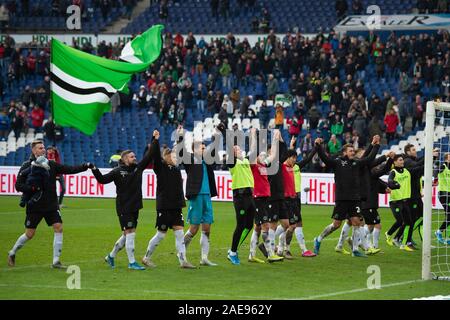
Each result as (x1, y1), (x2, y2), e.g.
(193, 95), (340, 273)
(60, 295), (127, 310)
(315, 137), (337, 168)
(91, 164), (117, 184)
(357, 135), (380, 166)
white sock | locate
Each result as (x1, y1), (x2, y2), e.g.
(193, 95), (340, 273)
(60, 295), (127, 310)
(200, 231), (210, 260)
(318, 224), (336, 242)
(364, 225), (372, 247)
(125, 232), (136, 264)
(337, 223), (351, 249)
(9, 233), (29, 256)
(360, 226), (369, 250)
(53, 233), (63, 264)
(278, 232), (286, 254)
(249, 230), (259, 257)
(145, 231), (166, 259)
(373, 228), (381, 249)
(269, 228), (276, 253)
(110, 234), (126, 258)
(184, 230), (194, 248)
(295, 227), (307, 252)
(175, 229), (186, 264)
(262, 231), (274, 256)
(229, 251), (237, 256)
(352, 227), (360, 252)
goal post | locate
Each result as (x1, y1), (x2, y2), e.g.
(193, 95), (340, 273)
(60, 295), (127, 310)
(423, 101), (450, 281)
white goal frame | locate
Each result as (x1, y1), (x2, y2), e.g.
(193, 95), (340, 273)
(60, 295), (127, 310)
(423, 101), (450, 281)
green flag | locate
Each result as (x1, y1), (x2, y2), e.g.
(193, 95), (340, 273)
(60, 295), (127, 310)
(51, 24), (163, 135)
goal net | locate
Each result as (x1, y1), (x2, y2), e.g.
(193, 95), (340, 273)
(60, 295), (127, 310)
(423, 101), (450, 281)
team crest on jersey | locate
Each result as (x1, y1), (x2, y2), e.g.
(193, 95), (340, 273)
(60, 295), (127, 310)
(340, 160), (348, 166)
(120, 171), (128, 177)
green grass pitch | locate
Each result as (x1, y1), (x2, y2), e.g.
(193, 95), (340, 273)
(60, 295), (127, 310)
(0, 196), (448, 300)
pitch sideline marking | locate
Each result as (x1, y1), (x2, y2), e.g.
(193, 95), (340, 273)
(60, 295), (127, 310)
(0, 279), (425, 299)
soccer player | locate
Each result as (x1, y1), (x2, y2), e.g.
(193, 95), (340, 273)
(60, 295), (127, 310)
(313, 135), (380, 257)
(386, 154), (424, 251)
(435, 152), (450, 244)
(226, 128), (258, 265)
(279, 139), (317, 258)
(403, 144), (425, 243)
(47, 146), (66, 209)
(8, 140), (91, 268)
(92, 132), (156, 270)
(249, 129), (284, 263)
(178, 124), (220, 266)
(142, 130), (196, 269)
(335, 148), (394, 255)
(360, 152), (394, 253)
(266, 132), (290, 257)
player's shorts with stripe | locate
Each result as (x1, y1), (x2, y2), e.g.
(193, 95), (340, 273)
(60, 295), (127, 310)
(410, 198), (423, 220)
(187, 194), (214, 225)
(269, 199), (287, 221)
(233, 193), (257, 217)
(119, 212), (139, 231)
(25, 210), (63, 229)
(254, 197), (270, 226)
(361, 208), (381, 225)
(332, 200), (361, 221)
(156, 209), (184, 231)
(285, 197), (302, 225)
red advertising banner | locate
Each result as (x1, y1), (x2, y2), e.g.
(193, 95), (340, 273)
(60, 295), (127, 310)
(0, 167), (442, 208)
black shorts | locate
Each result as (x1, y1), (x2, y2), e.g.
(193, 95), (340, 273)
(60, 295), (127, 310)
(361, 208), (381, 225)
(233, 194), (256, 217)
(285, 197), (302, 225)
(254, 197), (271, 226)
(25, 210), (63, 229)
(156, 209), (184, 231)
(269, 199), (287, 221)
(332, 200), (361, 221)
(119, 212), (139, 231)
(410, 198), (423, 220)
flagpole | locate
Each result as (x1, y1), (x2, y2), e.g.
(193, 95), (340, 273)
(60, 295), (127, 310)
(50, 38), (56, 147)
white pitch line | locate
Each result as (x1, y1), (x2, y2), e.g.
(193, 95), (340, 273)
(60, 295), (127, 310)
(0, 279), (426, 300)
(297, 279), (423, 300)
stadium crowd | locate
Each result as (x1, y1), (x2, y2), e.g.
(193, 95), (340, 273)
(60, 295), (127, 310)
(0, 26), (449, 172)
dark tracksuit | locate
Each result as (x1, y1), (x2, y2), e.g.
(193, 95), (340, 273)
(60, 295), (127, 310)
(92, 146), (153, 231)
(403, 155), (425, 232)
(151, 138), (186, 231)
(434, 161), (450, 232)
(361, 157), (394, 225)
(19, 164), (50, 207)
(316, 142), (380, 220)
(15, 155), (88, 229)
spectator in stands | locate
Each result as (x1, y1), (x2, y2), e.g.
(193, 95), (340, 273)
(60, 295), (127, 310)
(218, 103), (228, 126)
(266, 74), (279, 100)
(437, 0), (448, 13)
(211, 0), (219, 21)
(133, 85), (148, 109)
(327, 134), (342, 156)
(300, 132), (314, 157)
(223, 94), (234, 119)
(287, 115), (301, 141)
(330, 114), (344, 141)
(384, 109), (399, 144)
(0, 108), (9, 140)
(335, 0), (348, 21)
(159, 0), (168, 20)
(351, 0), (363, 14)
(412, 94), (424, 130)
(30, 105), (44, 132)
(220, 59), (232, 93)
(259, 100), (271, 129)
(274, 104), (284, 130)
(194, 83), (206, 113)
(308, 105), (321, 130)
(441, 75), (450, 102)
(0, 4), (9, 31)
(10, 105), (25, 139)
(220, 0), (229, 21)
